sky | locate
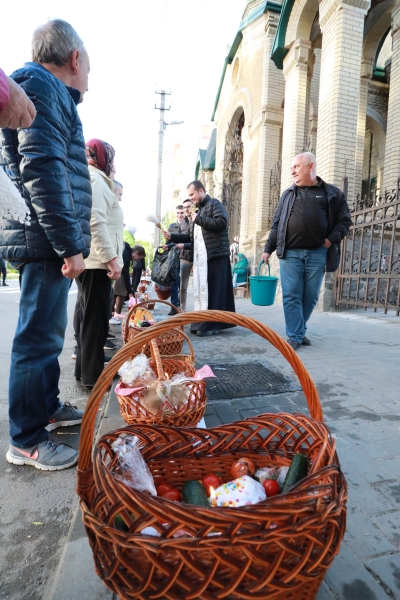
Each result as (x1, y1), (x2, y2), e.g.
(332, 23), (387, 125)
(1, 0), (247, 241)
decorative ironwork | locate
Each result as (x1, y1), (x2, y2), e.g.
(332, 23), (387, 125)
(269, 158), (281, 223)
(336, 179), (400, 315)
(216, 113), (244, 241)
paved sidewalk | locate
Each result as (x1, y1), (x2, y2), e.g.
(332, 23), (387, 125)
(49, 295), (400, 600)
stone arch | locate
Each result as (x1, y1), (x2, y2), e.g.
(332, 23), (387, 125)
(285, 0), (320, 47)
(367, 105), (387, 134)
(363, 0), (396, 62)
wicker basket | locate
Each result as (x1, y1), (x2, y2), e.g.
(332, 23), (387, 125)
(154, 283), (171, 300)
(77, 310), (348, 600)
(116, 336), (204, 426)
(122, 299), (185, 357)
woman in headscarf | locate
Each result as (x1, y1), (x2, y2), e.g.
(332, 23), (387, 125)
(74, 139), (124, 389)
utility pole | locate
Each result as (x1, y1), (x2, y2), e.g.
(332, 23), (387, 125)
(154, 90), (171, 247)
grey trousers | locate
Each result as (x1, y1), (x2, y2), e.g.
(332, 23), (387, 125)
(180, 260), (193, 310)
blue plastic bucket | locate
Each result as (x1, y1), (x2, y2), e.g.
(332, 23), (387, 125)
(249, 261), (278, 306)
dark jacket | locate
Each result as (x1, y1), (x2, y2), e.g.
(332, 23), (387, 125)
(170, 195), (230, 260)
(121, 241), (132, 295)
(168, 218), (193, 262)
(0, 62), (92, 261)
(263, 179), (352, 272)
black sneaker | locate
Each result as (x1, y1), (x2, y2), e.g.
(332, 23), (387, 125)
(287, 339), (301, 350)
(104, 340), (116, 350)
(301, 336), (311, 346)
(47, 401), (84, 431)
(104, 356), (112, 364)
(168, 309), (178, 316)
(6, 440), (78, 471)
(107, 332), (116, 339)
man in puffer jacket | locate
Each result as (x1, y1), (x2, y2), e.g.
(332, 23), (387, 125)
(163, 180), (236, 336)
(0, 20), (92, 471)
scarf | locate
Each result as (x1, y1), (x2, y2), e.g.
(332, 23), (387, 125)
(86, 138), (115, 177)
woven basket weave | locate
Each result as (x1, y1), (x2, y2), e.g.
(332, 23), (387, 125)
(77, 310), (347, 600)
(116, 335), (205, 427)
(122, 299), (185, 357)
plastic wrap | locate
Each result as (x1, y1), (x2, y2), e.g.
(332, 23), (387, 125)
(111, 434), (157, 495)
(118, 354), (156, 387)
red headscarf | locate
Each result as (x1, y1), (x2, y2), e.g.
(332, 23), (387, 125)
(86, 138), (115, 177)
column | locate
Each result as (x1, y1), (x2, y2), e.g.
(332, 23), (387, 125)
(240, 133), (252, 250)
(384, 6), (400, 191)
(255, 13), (284, 236)
(308, 48), (321, 152)
(316, 0), (371, 201)
(280, 39), (314, 192)
(353, 59), (373, 203)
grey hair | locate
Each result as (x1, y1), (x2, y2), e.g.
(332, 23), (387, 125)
(300, 152), (317, 170)
(32, 19), (84, 67)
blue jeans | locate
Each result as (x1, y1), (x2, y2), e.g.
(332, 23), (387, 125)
(9, 259), (70, 448)
(170, 271), (180, 308)
(279, 247), (328, 344)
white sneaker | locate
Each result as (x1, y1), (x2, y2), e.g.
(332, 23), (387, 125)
(113, 313), (125, 320)
(109, 317), (121, 325)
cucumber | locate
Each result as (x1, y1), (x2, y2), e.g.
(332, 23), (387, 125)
(181, 480), (210, 507)
(281, 453), (309, 493)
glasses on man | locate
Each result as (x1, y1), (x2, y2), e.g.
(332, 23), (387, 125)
(183, 205), (191, 211)
(176, 211), (184, 215)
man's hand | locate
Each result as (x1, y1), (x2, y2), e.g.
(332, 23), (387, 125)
(62, 253), (85, 279)
(160, 244), (169, 251)
(191, 212), (197, 222)
(176, 243), (184, 250)
(163, 230), (171, 240)
(261, 252), (270, 263)
(107, 258), (122, 280)
(0, 78), (36, 129)
(323, 239), (332, 248)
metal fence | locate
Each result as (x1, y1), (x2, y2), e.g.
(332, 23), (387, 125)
(336, 181), (400, 315)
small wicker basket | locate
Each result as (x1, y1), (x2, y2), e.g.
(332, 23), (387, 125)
(116, 335), (205, 427)
(77, 310), (348, 600)
(122, 299), (185, 357)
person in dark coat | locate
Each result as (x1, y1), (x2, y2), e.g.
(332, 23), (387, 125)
(0, 20), (92, 471)
(163, 180), (235, 336)
(262, 152), (351, 350)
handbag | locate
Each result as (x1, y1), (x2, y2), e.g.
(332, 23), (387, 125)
(151, 246), (180, 286)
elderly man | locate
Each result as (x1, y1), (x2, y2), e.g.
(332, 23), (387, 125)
(163, 180), (235, 336)
(262, 152), (351, 350)
(0, 20), (92, 470)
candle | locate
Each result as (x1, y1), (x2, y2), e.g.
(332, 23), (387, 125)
(209, 486), (216, 507)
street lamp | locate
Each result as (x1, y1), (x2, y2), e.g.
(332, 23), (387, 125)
(154, 103), (184, 246)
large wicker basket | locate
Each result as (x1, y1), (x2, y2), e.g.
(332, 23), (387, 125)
(116, 335), (205, 427)
(77, 311), (348, 600)
(122, 299), (185, 357)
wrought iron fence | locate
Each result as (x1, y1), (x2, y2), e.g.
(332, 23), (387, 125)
(336, 181), (400, 315)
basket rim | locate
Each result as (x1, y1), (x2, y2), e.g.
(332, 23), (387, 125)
(93, 425), (344, 520)
(78, 310), (323, 477)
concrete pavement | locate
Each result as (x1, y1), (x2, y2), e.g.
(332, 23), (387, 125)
(1, 278), (399, 599)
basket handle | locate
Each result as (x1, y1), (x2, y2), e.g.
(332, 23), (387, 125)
(149, 339), (164, 380)
(257, 261), (270, 278)
(78, 310), (323, 476)
(122, 298), (181, 343)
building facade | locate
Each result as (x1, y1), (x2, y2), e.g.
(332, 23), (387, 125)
(206, 0), (400, 310)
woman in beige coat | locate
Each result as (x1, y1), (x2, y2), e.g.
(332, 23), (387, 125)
(74, 139), (123, 388)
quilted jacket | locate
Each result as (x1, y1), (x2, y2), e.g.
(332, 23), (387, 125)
(0, 62), (92, 261)
(170, 195), (230, 260)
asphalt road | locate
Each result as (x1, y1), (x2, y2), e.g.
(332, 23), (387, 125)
(0, 277), (92, 600)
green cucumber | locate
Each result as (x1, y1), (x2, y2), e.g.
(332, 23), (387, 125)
(182, 480), (210, 507)
(281, 453), (309, 493)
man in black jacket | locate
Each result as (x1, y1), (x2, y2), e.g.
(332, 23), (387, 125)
(0, 20), (92, 470)
(262, 152), (351, 350)
(163, 180), (235, 336)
